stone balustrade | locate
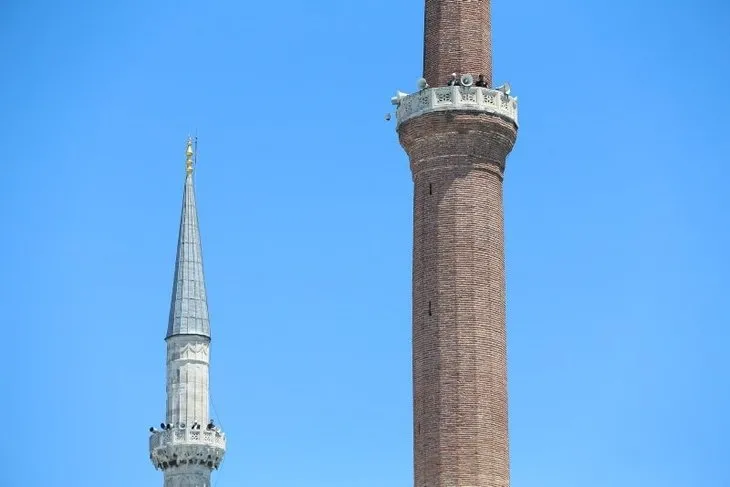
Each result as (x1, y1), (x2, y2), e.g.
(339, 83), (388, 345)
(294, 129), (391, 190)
(394, 86), (518, 128)
(150, 428), (226, 450)
(149, 428), (227, 471)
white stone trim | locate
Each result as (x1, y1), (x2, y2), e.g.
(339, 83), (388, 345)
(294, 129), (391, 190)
(394, 86), (519, 128)
(150, 428), (227, 451)
(150, 428), (227, 471)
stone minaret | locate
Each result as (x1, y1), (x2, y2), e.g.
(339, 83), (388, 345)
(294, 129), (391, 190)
(149, 138), (226, 487)
(392, 1), (519, 486)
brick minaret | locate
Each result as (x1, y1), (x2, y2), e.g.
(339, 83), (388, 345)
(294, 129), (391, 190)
(392, 2), (519, 486)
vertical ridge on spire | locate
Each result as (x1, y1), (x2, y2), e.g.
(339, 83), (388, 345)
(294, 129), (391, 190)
(166, 138), (210, 338)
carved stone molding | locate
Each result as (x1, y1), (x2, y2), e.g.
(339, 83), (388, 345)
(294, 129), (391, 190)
(167, 338), (210, 363)
(150, 428), (226, 472)
(394, 86), (518, 128)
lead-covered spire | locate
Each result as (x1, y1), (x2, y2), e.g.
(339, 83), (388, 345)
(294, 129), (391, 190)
(166, 137), (210, 338)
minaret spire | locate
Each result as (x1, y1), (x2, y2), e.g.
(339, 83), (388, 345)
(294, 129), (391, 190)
(167, 137), (209, 339)
(149, 138), (226, 487)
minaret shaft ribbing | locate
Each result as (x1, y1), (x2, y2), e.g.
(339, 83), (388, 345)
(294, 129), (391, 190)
(406, 115), (515, 487)
(395, 2), (518, 486)
(166, 335), (210, 428)
(423, 0), (492, 87)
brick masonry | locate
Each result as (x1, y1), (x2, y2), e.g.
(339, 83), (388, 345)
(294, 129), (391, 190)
(424, 0), (492, 87)
(399, 98), (518, 486)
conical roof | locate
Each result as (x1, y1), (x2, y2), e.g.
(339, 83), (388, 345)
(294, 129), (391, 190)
(166, 139), (210, 338)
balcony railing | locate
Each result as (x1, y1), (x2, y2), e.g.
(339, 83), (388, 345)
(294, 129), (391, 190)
(149, 428), (226, 451)
(395, 86), (518, 128)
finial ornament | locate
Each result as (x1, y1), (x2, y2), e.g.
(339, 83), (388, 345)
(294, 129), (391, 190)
(185, 137), (194, 175)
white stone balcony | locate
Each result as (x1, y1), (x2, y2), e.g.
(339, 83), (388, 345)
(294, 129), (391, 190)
(150, 428), (226, 450)
(394, 86), (519, 128)
(150, 428), (226, 471)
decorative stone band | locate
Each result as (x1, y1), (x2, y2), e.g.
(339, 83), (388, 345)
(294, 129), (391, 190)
(394, 86), (518, 128)
(150, 429), (226, 471)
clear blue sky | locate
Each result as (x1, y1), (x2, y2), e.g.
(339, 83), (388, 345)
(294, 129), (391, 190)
(2, 1), (729, 486)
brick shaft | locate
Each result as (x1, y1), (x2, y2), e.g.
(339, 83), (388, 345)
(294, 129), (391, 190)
(423, 0), (492, 87)
(399, 111), (517, 487)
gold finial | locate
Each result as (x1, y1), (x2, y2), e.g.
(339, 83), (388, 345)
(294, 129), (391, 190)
(185, 136), (194, 175)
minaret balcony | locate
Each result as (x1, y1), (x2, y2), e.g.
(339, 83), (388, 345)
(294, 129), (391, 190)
(149, 427), (226, 471)
(393, 86), (519, 129)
